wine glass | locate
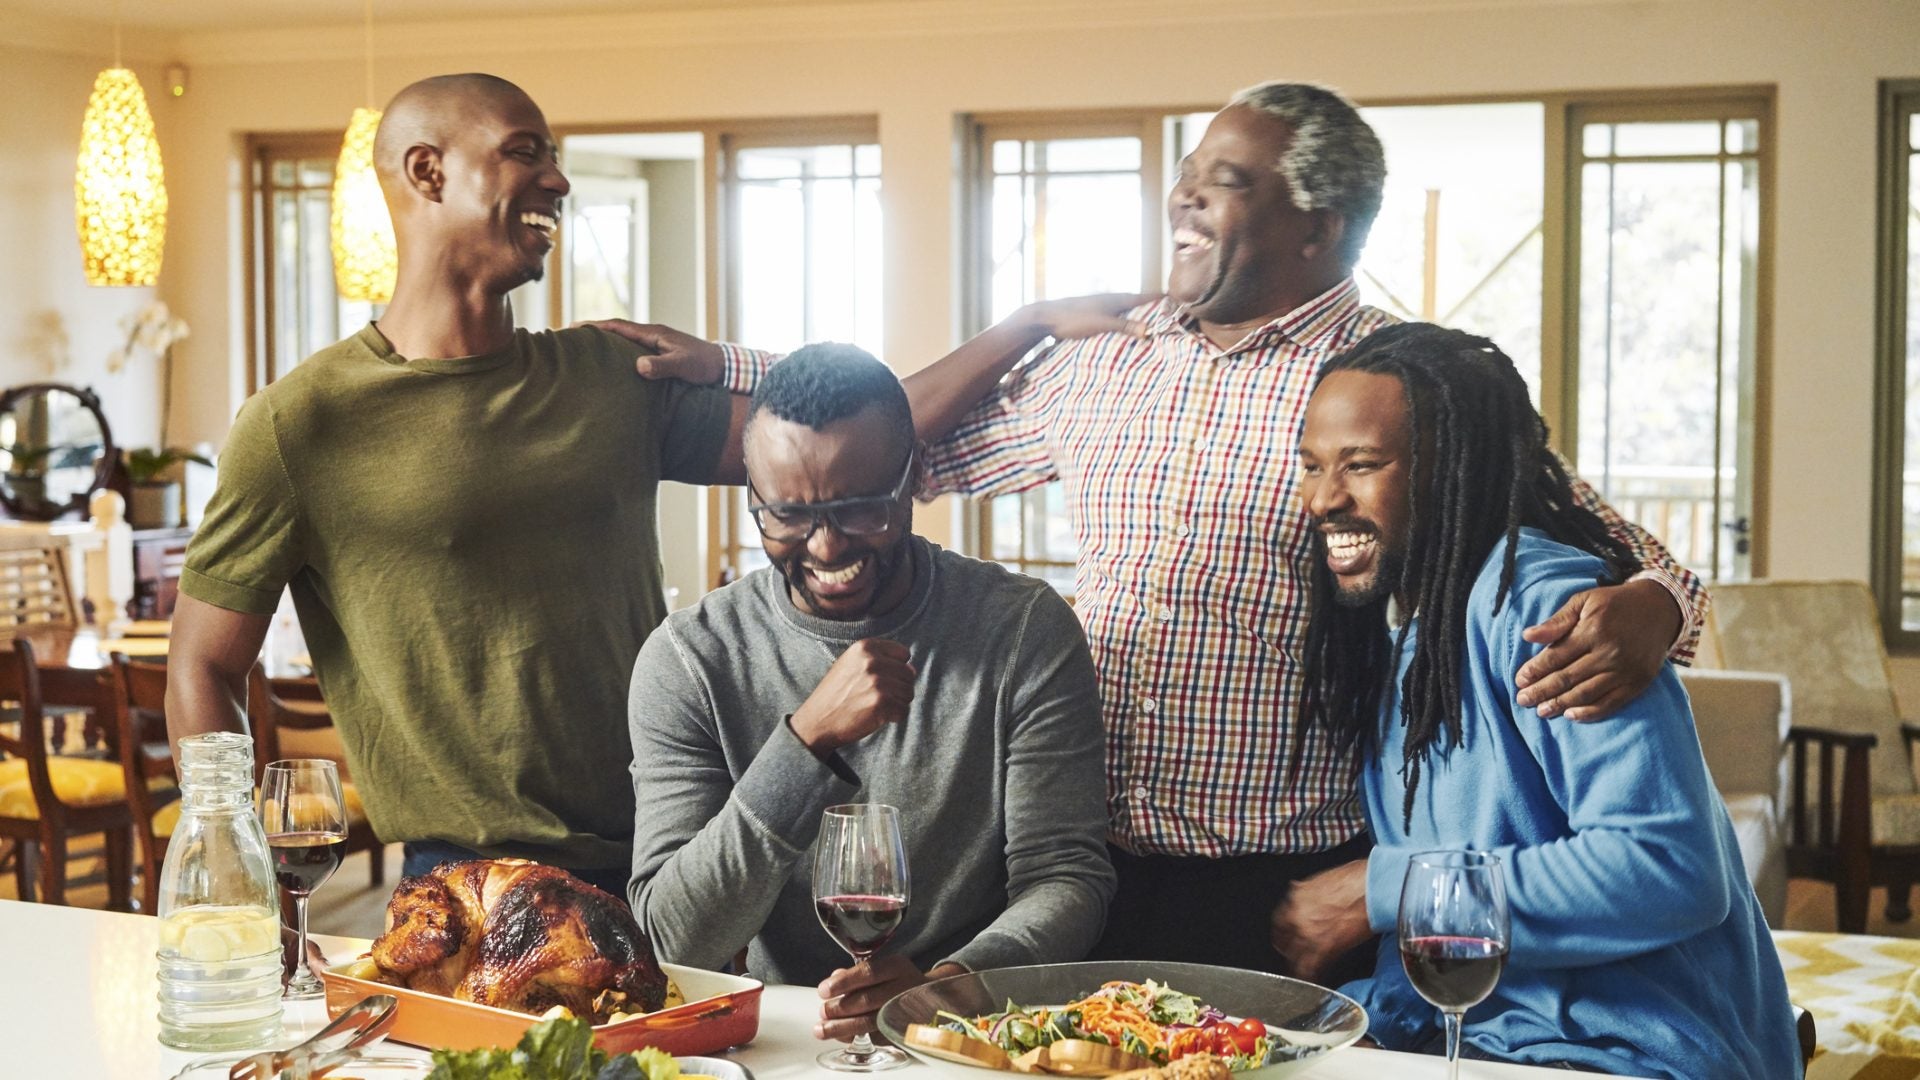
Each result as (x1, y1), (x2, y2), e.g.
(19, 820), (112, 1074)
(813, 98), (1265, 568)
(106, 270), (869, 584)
(259, 759), (348, 1000)
(812, 803), (911, 1072)
(1397, 850), (1510, 1080)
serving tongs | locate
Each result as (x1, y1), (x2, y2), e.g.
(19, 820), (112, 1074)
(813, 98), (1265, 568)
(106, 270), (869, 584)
(227, 993), (399, 1079)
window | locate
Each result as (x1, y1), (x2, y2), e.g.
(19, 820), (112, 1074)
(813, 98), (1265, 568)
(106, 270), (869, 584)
(1875, 81), (1920, 641)
(1565, 98), (1769, 583)
(709, 132), (883, 584)
(1356, 103), (1546, 396)
(248, 135), (376, 389)
(961, 93), (1770, 590)
(965, 113), (1172, 591)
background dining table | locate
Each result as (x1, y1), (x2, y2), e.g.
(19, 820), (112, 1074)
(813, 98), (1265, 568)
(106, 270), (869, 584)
(0, 899), (1639, 1078)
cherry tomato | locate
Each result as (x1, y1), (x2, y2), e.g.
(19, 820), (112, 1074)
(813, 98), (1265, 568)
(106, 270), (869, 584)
(1206, 1022), (1239, 1056)
(1231, 1017), (1268, 1054)
(1168, 1029), (1210, 1060)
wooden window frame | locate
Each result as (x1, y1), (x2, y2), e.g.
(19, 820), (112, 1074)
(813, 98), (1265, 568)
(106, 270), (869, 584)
(1873, 80), (1920, 647)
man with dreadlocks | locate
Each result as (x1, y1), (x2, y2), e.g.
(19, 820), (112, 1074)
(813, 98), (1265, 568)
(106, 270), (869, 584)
(1274, 323), (1796, 1078)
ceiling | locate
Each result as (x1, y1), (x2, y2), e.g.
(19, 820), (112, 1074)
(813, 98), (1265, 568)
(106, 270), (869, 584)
(3, 0), (906, 33)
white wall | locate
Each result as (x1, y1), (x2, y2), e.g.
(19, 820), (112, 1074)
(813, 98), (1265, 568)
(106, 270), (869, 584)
(0, 37), (172, 452)
(9, 0), (1918, 594)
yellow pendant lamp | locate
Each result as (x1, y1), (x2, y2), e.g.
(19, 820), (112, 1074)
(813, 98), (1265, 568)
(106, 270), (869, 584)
(330, 0), (395, 303)
(74, 10), (167, 288)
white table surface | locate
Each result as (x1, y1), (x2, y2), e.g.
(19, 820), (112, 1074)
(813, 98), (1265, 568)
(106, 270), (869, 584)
(0, 899), (1620, 1078)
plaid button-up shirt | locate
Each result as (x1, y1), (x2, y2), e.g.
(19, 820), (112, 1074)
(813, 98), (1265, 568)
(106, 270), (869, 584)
(723, 279), (1704, 858)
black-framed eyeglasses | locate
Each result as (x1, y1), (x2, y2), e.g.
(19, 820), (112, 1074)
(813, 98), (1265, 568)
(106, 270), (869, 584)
(747, 451), (915, 542)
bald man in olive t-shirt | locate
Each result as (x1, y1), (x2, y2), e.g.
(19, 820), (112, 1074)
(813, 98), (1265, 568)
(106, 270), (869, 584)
(180, 324), (729, 885)
(167, 74), (750, 894)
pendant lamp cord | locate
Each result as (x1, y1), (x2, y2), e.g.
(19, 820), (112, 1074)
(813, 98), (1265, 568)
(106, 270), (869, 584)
(363, 0), (375, 108)
(112, 0), (122, 67)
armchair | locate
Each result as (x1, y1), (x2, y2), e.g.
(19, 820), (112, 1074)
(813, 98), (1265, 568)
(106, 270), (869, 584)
(1703, 581), (1920, 933)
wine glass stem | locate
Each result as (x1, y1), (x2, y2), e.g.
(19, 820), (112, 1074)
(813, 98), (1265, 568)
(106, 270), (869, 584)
(1443, 1009), (1464, 1080)
(292, 893), (312, 985)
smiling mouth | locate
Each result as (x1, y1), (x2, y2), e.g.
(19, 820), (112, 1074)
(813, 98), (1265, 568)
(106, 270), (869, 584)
(804, 556), (873, 597)
(1173, 226), (1216, 259)
(518, 210), (557, 238)
(1322, 529), (1379, 575)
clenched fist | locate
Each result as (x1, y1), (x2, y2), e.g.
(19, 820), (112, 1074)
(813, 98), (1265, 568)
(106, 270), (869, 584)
(789, 639), (916, 756)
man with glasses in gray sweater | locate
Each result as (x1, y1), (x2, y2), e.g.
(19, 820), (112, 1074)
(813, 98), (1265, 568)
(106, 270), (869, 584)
(626, 343), (1115, 1043)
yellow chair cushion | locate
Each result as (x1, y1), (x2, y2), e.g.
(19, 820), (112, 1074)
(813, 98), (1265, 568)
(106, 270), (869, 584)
(0, 757), (129, 818)
(74, 778), (367, 838)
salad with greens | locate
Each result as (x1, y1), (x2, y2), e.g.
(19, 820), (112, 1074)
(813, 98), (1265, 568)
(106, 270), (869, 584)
(935, 980), (1273, 1070)
(426, 1017), (683, 1080)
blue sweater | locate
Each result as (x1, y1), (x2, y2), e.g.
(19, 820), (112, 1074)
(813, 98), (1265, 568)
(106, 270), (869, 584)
(1341, 530), (1799, 1079)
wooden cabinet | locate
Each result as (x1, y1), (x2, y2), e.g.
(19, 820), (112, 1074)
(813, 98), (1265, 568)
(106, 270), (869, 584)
(130, 527), (192, 621)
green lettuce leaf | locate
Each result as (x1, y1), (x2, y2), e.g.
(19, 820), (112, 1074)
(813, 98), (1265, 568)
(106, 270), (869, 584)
(427, 1017), (682, 1080)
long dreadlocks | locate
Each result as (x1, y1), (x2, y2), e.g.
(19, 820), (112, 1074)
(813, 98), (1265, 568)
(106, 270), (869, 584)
(1296, 323), (1641, 826)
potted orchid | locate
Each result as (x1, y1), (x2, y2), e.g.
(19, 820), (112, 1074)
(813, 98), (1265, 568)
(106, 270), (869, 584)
(124, 446), (211, 528)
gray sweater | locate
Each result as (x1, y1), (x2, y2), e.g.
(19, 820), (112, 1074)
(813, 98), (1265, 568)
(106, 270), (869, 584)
(626, 537), (1115, 984)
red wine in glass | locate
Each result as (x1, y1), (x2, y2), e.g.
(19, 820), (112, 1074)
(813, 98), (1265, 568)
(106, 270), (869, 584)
(269, 831), (347, 895)
(813, 804), (911, 1072)
(1400, 935), (1507, 1011)
(815, 894), (906, 958)
(1398, 851), (1510, 1080)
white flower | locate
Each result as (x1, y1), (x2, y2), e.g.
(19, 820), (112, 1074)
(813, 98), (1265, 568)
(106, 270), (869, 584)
(114, 300), (189, 367)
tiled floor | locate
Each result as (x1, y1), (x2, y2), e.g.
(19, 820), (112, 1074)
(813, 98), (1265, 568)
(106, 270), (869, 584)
(7, 835), (1917, 943)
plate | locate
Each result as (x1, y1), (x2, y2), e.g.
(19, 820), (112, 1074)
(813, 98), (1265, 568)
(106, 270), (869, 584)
(874, 961), (1367, 1079)
(321, 962), (763, 1055)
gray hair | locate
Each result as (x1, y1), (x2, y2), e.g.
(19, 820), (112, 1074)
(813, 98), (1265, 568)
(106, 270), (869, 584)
(1227, 81), (1386, 266)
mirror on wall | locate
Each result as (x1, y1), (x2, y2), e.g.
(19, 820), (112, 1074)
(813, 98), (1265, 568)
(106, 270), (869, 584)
(0, 383), (115, 521)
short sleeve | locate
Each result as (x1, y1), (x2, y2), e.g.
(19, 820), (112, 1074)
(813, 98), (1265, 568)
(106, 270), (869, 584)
(656, 378), (733, 484)
(179, 393), (306, 616)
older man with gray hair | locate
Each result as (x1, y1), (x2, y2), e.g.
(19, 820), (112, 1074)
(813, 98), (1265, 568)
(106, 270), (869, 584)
(597, 81), (1707, 974)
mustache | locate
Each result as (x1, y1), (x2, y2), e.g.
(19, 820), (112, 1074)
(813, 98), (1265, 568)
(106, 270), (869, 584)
(1312, 515), (1379, 536)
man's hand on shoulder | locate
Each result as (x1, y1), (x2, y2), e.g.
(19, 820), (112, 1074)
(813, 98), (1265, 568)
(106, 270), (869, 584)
(1017, 292), (1159, 343)
(1516, 577), (1681, 722)
(789, 639), (916, 757)
(577, 319), (725, 384)
(815, 957), (965, 1041)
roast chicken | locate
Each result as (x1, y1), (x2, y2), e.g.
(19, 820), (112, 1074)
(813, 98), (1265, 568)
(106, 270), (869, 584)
(368, 858), (672, 1020)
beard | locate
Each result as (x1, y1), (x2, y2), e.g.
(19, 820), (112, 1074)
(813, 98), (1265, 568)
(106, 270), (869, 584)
(776, 533), (912, 620)
(1332, 544), (1405, 608)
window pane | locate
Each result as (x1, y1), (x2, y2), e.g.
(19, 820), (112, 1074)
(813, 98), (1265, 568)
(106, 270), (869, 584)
(854, 144), (880, 177)
(271, 160), (295, 186)
(992, 139), (1022, 175)
(298, 159), (332, 188)
(737, 181), (806, 350)
(1583, 123), (1613, 158)
(1725, 119), (1759, 154)
(1909, 112), (1918, 150)
(1608, 121), (1722, 158)
(731, 144), (882, 358)
(1172, 112), (1215, 161)
(1903, 141), (1920, 626)
(1041, 137), (1140, 172)
(979, 132), (1145, 591)
(301, 190), (335, 359)
(1040, 174), (1142, 299)
(735, 149), (803, 180)
(1577, 159), (1739, 578)
(1357, 102), (1546, 396)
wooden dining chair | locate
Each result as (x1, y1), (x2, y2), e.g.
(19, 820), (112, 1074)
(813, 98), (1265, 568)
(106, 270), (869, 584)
(245, 665), (386, 886)
(0, 638), (133, 908)
(109, 654), (180, 913)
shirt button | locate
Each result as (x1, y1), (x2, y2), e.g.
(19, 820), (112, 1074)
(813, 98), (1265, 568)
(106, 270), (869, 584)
(1193, 439), (1209, 452)
(1174, 524), (1191, 539)
(1141, 697), (1158, 714)
(1156, 607), (1174, 623)
(1131, 786), (1149, 799)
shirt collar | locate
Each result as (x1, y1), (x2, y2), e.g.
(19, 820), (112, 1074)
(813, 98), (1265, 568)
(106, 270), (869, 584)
(1147, 278), (1364, 353)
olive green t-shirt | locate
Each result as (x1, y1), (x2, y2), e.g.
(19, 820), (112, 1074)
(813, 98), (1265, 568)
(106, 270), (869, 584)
(181, 323), (730, 869)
